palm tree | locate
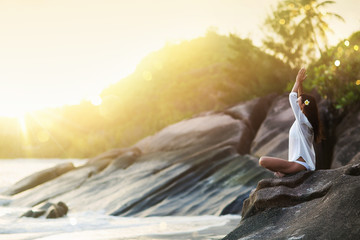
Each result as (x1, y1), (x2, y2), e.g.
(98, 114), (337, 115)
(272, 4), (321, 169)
(263, 0), (344, 67)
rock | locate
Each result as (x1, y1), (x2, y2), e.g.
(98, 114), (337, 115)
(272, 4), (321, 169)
(134, 95), (274, 156)
(9, 144), (272, 216)
(134, 113), (253, 155)
(250, 94), (293, 160)
(313, 99), (339, 169)
(86, 147), (141, 166)
(4, 162), (75, 196)
(223, 156), (360, 240)
(224, 94), (275, 137)
(6, 96), (276, 217)
(21, 201), (68, 218)
(331, 104), (360, 168)
(46, 201), (68, 219)
(10, 165), (104, 207)
(52, 146), (272, 216)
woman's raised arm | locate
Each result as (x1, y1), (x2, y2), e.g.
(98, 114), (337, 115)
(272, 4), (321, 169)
(291, 67), (307, 95)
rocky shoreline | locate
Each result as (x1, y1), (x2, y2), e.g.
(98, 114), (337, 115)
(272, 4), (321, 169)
(3, 93), (360, 238)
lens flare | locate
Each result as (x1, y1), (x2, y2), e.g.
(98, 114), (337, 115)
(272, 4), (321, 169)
(18, 115), (27, 136)
(334, 60), (340, 67)
(90, 96), (102, 106)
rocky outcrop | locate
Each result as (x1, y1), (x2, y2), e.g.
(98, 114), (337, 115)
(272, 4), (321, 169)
(6, 91), (360, 239)
(224, 94), (275, 138)
(8, 96), (273, 217)
(4, 162), (75, 196)
(331, 104), (360, 169)
(250, 94), (293, 160)
(22, 201), (68, 218)
(223, 155), (360, 240)
(134, 113), (253, 155)
(135, 95), (275, 156)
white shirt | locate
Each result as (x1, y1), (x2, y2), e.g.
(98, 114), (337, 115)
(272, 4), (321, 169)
(288, 92), (316, 170)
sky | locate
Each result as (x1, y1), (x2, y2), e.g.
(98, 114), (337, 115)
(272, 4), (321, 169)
(0, 0), (359, 117)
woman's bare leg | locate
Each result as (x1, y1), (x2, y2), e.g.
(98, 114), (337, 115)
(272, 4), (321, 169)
(259, 156), (306, 175)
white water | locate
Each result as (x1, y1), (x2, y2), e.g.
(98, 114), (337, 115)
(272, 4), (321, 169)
(0, 159), (240, 239)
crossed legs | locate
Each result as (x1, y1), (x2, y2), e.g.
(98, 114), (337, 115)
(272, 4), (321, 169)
(259, 156), (307, 177)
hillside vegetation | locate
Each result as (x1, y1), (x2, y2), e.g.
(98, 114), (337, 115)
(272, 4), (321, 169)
(0, 32), (292, 158)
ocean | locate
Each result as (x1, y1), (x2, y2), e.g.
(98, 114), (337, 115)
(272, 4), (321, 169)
(0, 159), (240, 240)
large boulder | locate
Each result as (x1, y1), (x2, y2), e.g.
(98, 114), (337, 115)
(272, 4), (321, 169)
(135, 95), (274, 156)
(223, 155), (360, 240)
(4, 162), (75, 196)
(250, 94), (293, 160)
(134, 113), (253, 155)
(331, 104), (360, 169)
(224, 94), (275, 137)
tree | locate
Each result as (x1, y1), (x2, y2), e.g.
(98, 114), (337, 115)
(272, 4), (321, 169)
(224, 34), (292, 103)
(263, 0), (344, 67)
(308, 31), (360, 109)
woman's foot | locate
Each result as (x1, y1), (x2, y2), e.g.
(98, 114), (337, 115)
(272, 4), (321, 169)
(274, 172), (285, 178)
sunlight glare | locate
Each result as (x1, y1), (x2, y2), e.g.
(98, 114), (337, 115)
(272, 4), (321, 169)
(90, 96), (102, 106)
(37, 130), (50, 143)
(344, 40), (350, 46)
(18, 115), (27, 135)
(334, 60), (340, 67)
(354, 45), (359, 51)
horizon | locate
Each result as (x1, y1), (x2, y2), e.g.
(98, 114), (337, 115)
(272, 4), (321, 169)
(1, 0), (359, 117)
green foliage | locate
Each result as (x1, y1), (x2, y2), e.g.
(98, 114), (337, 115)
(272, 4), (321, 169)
(263, 0), (343, 67)
(307, 31), (360, 109)
(0, 31), (292, 158)
(225, 34), (292, 103)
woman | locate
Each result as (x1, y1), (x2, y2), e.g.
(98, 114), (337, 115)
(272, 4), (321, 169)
(259, 67), (322, 177)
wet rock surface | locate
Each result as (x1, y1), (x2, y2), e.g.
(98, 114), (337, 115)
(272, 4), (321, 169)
(223, 155), (360, 240)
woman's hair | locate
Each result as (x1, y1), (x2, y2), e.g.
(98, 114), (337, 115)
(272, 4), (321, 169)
(300, 94), (322, 143)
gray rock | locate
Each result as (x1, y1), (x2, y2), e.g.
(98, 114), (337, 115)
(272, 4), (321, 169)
(250, 94), (293, 160)
(134, 113), (253, 155)
(4, 162), (75, 196)
(223, 156), (360, 240)
(331, 104), (360, 168)
(225, 94), (275, 136)
(10, 165), (103, 207)
(21, 201), (68, 218)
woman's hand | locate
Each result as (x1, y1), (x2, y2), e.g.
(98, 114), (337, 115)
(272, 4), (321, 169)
(296, 67), (307, 83)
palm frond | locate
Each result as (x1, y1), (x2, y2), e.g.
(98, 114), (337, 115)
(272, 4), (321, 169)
(325, 12), (345, 22)
(316, 1), (335, 8)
